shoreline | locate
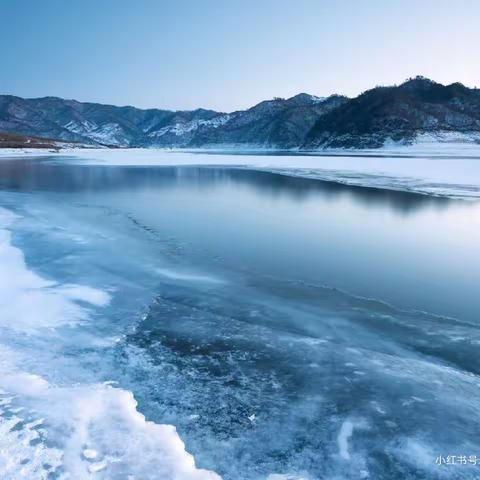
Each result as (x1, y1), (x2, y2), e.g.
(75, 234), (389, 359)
(1, 145), (479, 200)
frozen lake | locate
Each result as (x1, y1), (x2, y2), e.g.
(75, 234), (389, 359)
(0, 152), (479, 479)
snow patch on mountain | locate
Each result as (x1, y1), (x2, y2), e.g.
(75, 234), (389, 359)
(64, 120), (98, 134)
(148, 114), (232, 138)
(86, 124), (126, 145)
(63, 121), (126, 146)
(415, 130), (480, 144)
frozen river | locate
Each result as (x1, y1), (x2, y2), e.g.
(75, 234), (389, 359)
(0, 151), (479, 479)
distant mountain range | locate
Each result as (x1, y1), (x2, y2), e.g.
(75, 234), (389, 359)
(1, 77), (480, 149)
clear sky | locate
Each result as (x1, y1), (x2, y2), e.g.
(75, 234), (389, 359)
(1, 0), (479, 112)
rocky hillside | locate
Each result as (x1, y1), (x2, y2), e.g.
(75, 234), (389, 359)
(0, 93), (347, 149)
(189, 94), (347, 148)
(0, 95), (219, 147)
(1, 77), (479, 149)
(305, 77), (480, 148)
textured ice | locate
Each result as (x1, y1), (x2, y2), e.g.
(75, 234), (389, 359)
(338, 420), (354, 460)
(156, 268), (225, 284)
(0, 156), (479, 479)
(0, 206), (220, 480)
(337, 419), (368, 461)
(82, 448), (98, 459)
(0, 372), (221, 479)
(0, 208), (109, 332)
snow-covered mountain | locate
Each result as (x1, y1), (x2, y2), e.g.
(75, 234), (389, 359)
(0, 96), (220, 147)
(2, 78), (480, 149)
(188, 94), (347, 148)
(305, 77), (480, 148)
(0, 93), (346, 148)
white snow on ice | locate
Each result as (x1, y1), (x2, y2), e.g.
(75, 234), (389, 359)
(0, 206), (221, 480)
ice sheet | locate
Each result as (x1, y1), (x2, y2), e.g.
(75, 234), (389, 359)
(17, 145), (480, 199)
(0, 206), (220, 480)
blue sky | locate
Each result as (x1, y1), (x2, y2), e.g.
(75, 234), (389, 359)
(1, 0), (479, 111)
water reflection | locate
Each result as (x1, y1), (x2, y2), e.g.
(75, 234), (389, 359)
(1, 156), (478, 322)
(0, 158), (460, 217)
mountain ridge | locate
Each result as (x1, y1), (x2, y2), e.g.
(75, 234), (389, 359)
(304, 77), (480, 148)
(2, 77), (480, 149)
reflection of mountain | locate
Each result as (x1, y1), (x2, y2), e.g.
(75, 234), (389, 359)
(0, 159), (459, 216)
(2, 77), (479, 149)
